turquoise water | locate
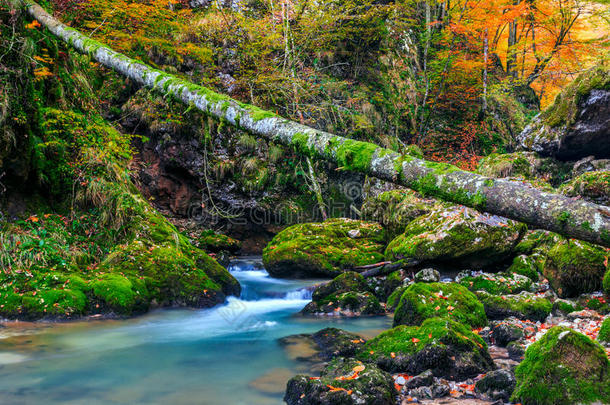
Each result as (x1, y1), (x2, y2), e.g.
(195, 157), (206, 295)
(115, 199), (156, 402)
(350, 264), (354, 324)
(0, 258), (391, 405)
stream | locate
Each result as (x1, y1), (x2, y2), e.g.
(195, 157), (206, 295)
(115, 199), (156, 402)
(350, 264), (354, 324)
(0, 257), (392, 404)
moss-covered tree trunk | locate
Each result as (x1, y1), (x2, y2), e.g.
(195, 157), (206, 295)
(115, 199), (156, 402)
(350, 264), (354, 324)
(19, 1), (610, 247)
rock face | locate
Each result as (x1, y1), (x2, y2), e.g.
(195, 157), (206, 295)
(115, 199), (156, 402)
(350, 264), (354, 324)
(284, 358), (397, 405)
(517, 64), (610, 160)
(262, 219), (386, 278)
(279, 328), (366, 363)
(475, 369), (516, 402)
(393, 282), (488, 328)
(512, 326), (610, 405)
(301, 272), (384, 316)
(385, 207), (525, 268)
(360, 317), (494, 379)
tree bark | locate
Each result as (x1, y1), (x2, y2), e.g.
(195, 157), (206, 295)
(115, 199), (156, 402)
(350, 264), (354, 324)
(18, 1), (610, 247)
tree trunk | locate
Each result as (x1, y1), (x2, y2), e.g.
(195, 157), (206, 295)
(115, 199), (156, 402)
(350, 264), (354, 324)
(18, 1), (610, 247)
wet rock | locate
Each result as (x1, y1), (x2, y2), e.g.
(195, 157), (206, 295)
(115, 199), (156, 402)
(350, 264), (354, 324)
(263, 219), (386, 278)
(414, 268), (441, 283)
(385, 207), (525, 269)
(284, 358), (396, 405)
(477, 291), (551, 322)
(394, 282), (487, 328)
(491, 322), (524, 347)
(361, 317), (494, 380)
(379, 270), (407, 303)
(566, 309), (604, 321)
(517, 64), (610, 160)
(475, 369), (516, 402)
(301, 272), (385, 316)
(506, 341), (526, 361)
(405, 370), (434, 389)
(512, 326), (610, 405)
(279, 328), (366, 363)
(431, 382), (450, 398)
(543, 238), (607, 298)
(409, 386), (433, 399)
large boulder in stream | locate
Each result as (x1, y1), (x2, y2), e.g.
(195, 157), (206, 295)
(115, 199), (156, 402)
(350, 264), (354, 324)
(393, 282), (488, 328)
(262, 218), (386, 278)
(284, 358), (397, 405)
(385, 206), (525, 268)
(517, 63), (610, 160)
(359, 317), (494, 379)
(512, 326), (610, 405)
(301, 272), (384, 316)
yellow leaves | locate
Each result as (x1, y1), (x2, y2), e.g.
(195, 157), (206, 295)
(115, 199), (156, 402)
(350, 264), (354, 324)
(352, 365), (365, 373)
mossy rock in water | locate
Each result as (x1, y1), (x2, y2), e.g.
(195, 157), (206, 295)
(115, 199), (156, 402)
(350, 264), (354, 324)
(543, 238), (607, 298)
(359, 317), (494, 379)
(598, 317), (610, 343)
(361, 189), (441, 239)
(393, 282), (487, 328)
(263, 218), (386, 278)
(476, 291), (551, 322)
(507, 254), (543, 281)
(99, 238), (239, 310)
(516, 63), (610, 160)
(512, 326), (610, 405)
(284, 358), (396, 405)
(560, 170), (610, 205)
(458, 271), (533, 295)
(385, 207), (525, 268)
(476, 151), (567, 185)
(302, 272), (384, 316)
(195, 229), (241, 253)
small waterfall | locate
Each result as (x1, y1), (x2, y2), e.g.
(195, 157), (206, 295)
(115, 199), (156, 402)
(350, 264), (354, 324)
(283, 286), (313, 300)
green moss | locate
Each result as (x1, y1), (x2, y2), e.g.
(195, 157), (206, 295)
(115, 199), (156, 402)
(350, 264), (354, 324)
(476, 291), (551, 322)
(598, 317), (610, 343)
(507, 254), (542, 281)
(512, 326), (610, 405)
(560, 171), (610, 205)
(90, 273), (148, 314)
(197, 229), (241, 253)
(385, 207), (524, 265)
(394, 282), (487, 328)
(386, 285), (408, 310)
(263, 218), (387, 278)
(363, 317), (487, 357)
(459, 272), (533, 295)
(543, 239), (607, 298)
(604, 269), (610, 297)
(334, 138), (380, 172)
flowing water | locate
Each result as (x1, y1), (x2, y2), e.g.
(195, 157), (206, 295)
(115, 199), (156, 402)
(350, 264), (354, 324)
(0, 257), (392, 405)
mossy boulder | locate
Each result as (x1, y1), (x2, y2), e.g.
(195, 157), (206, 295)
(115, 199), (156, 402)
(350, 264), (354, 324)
(476, 151), (567, 185)
(514, 229), (561, 255)
(604, 268), (610, 297)
(360, 317), (494, 379)
(386, 285), (408, 310)
(458, 271), (533, 295)
(385, 207), (525, 268)
(598, 317), (610, 343)
(512, 326), (610, 405)
(517, 63), (610, 160)
(393, 282), (487, 328)
(560, 170), (610, 205)
(361, 189), (440, 238)
(507, 254), (542, 281)
(302, 272), (384, 316)
(284, 358), (396, 405)
(476, 291), (551, 322)
(543, 239), (608, 298)
(263, 219), (387, 278)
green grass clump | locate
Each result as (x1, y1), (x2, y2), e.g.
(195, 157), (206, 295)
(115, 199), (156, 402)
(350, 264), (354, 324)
(394, 282), (487, 328)
(512, 326), (610, 405)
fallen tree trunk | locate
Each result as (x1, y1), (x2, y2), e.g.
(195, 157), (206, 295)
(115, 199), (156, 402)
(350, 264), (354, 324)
(18, 1), (610, 247)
